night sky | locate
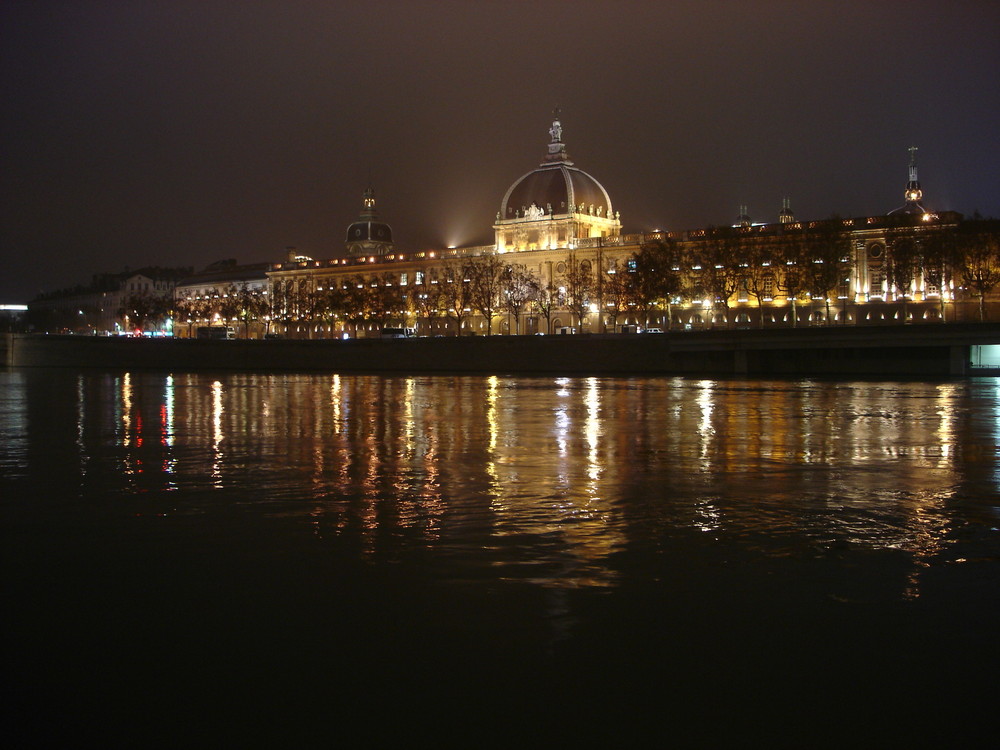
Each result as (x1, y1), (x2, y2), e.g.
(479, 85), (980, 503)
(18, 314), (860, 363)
(2, 0), (998, 303)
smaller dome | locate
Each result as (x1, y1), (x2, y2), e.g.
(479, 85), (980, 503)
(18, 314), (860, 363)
(346, 220), (392, 243)
(778, 197), (795, 224)
(345, 185), (393, 251)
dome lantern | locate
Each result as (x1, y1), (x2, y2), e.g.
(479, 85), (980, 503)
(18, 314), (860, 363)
(888, 147), (935, 220)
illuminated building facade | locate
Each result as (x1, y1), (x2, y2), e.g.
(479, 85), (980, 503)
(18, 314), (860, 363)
(172, 259), (270, 338)
(265, 116), (981, 338)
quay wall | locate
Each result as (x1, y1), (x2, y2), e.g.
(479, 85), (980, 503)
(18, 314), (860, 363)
(6, 326), (1000, 376)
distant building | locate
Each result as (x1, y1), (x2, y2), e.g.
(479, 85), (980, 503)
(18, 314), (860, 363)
(173, 259), (270, 338)
(25, 121), (991, 339)
(28, 267), (191, 334)
(0, 304), (29, 333)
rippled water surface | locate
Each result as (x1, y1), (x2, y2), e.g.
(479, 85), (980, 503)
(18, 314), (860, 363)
(3, 369), (999, 744)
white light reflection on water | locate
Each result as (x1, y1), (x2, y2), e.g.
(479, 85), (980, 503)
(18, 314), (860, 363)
(211, 379), (223, 487)
(484, 376), (625, 590)
(162, 375), (176, 485)
(696, 378), (714, 462)
(120, 372), (132, 449)
(935, 382), (956, 462)
(76, 374), (87, 478)
(994, 380), (1000, 489)
(585, 377), (600, 486)
(693, 379), (722, 531)
(0, 373), (27, 481)
(9, 371), (1000, 604)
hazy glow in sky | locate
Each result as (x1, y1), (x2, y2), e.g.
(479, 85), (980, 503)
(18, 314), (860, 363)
(2, 0), (998, 301)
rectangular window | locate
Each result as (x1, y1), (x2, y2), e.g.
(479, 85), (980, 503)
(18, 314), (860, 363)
(869, 268), (884, 297)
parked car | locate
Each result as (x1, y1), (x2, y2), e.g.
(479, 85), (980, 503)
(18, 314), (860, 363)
(642, 327), (664, 334)
(197, 326), (235, 340)
(380, 327), (414, 339)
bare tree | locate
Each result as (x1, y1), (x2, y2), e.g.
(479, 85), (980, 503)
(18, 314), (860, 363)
(601, 259), (632, 332)
(742, 239), (779, 328)
(884, 235), (919, 322)
(465, 255), (505, 335)
(562, 252), (594, 331)
(229, 283), (262, 338)
(500, 262), (539, 335)
(696, 228), (742, 327)
(803, 221), (853, 324)
(774, 236), (810, 327)
(253, 289), (276, 337)
(120, 290), (172, 333)
(628, 239), (684, 328)
(270, 283), (290, 334)
(956, 220), (1000, 321)
(438, 261), (475, 335)
(175, 295), (209, 337)
(534, 279), (564, 335)
(340, 276), (371, 337)
(412, 268), (443, 335)
(920, 227), (960, 322)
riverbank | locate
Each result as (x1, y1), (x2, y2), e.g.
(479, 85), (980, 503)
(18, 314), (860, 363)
(6, 324), (1000, 376)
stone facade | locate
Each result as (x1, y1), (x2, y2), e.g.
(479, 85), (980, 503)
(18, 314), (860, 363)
(265, 119), (982, 338)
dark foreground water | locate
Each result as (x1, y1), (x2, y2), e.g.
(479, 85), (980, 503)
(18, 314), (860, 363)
(2, 369), (999, 746)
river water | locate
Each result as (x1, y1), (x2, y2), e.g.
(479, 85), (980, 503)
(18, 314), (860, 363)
(3, 368), (998, 745)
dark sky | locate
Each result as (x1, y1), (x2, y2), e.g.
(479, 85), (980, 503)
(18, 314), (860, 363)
(2, 0), (998, 303)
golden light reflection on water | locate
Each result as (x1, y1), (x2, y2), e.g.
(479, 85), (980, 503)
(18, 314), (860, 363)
(39, 372), (1000, 594)
(211, 380), (224, 486)
(120, 372), (132, 448)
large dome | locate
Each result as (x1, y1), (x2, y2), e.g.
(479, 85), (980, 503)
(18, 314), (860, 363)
(499, 114), (613, 220)
(501, 162), (613, 219)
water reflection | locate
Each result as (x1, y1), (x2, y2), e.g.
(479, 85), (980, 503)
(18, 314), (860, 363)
(3, 370), (1000, 598)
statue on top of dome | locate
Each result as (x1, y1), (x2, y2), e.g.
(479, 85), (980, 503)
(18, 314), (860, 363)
(549, 107), (563, 143)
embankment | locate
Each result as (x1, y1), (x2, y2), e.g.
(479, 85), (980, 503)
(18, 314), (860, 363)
(6, 324), (999, 376)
